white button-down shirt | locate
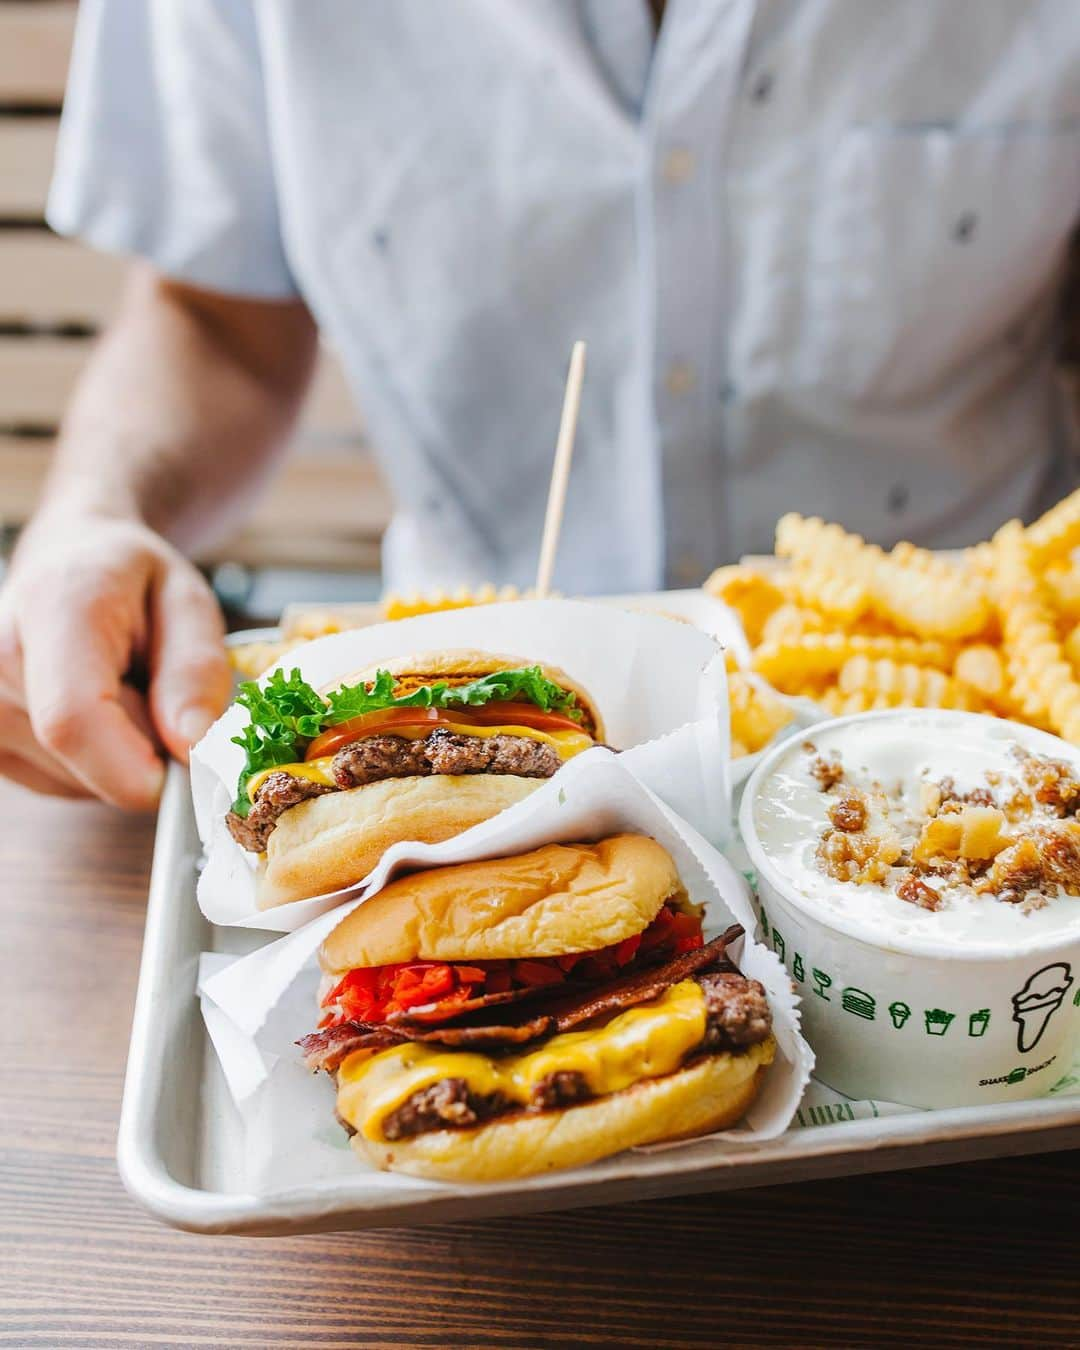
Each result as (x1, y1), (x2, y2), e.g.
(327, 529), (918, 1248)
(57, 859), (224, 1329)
(49, 0), (1080, 593)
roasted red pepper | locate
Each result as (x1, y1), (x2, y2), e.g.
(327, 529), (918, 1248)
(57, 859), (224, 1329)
(320, 903), (703, 1027)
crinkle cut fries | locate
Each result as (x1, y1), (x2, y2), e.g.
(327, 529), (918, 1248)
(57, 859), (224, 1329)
(708, 490), (1080, 745)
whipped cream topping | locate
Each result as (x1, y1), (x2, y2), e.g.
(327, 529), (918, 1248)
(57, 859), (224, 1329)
(750, 712), (1080, 953)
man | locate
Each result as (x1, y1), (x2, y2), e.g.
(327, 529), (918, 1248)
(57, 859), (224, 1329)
(2, 0), (1079, 808)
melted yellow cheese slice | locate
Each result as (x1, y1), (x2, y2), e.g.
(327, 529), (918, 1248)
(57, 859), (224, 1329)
(246, 723), (593, 802)
(337, 980), (708, 1142)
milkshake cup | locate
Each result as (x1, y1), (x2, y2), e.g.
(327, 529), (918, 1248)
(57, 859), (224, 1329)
(741, 710), (1080, 1108)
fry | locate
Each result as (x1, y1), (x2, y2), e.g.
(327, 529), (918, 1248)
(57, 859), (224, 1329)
(1045, 561), (1080, 622)
(953, 644), (1007, 709)
(992, 520), (1080, 743)
(729, 671), (794, 754)
(381, 584), (523, 621)
(1026, 485), (1080, 566)
(228, 638), (304, 679)
(870, 555), (991, 641)
(837, 655), (983, 711)
(704, 565), (786, 645)
(753, 633), (952, 692)
(787, 561), (872, 624)
(775, 515), (874, 623)
(760, 602), (828, 645)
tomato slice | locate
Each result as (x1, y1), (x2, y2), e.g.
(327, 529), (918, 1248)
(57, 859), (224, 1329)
(305, 701), (588, 761)
(437, 703), (586, 734)
(305, 707), (443, 761)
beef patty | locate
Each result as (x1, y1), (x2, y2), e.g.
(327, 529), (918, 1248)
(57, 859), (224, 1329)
(332, 730), (562, 787)
(226, 730), (563, 853)
(225, 771), (334, 853)
(377, 972), (771, 1142)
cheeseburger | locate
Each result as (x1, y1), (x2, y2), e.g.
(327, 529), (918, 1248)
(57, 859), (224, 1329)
(226, 649), (602, 908)
(298, 835), (775, 1181)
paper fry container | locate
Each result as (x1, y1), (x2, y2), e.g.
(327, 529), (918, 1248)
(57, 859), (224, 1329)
(191, 599), (731, 931)
(740, 711), (1080, 1109)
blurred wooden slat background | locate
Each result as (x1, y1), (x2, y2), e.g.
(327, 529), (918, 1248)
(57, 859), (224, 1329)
(0, 0), (390, 574)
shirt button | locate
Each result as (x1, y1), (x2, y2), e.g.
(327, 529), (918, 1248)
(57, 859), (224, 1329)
(662, 146), (695, 183)
(750, 71), (774, 102)
(665, 362), (697, 396)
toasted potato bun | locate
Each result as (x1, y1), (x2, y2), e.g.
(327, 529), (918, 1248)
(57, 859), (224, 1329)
(257, 775), (541, 910)
(321, 648), (604, 742)
(348, 1039), (775, 1183)
(319, 834), (683, 969)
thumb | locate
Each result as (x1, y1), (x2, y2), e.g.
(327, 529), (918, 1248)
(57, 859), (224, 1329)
(148, 561), (231, 761)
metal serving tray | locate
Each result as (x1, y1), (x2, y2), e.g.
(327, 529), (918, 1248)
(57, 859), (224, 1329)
(119, 770), (1080, 1236)
(117, 620), (1080, 1236)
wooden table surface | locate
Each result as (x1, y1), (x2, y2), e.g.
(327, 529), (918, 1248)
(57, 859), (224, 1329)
(3, 780), (1079, 1348)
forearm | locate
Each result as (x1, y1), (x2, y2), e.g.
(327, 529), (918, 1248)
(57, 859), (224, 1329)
(36, 264), (319, 552)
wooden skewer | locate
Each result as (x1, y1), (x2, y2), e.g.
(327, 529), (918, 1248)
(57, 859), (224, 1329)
(534, 340), (587, 598)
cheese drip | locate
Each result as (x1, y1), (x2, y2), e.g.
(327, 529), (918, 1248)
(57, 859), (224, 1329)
(337, 980), (708, 1142)
(247, 723), (593, 801)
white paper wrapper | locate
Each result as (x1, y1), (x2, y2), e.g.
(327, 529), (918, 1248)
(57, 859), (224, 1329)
(192, 599), (732, 931)
(198, 750), (813, 1192)
(603, 589), (752, 666)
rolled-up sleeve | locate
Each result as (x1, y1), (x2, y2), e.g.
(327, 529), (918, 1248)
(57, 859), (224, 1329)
(47, 0), (297, 298)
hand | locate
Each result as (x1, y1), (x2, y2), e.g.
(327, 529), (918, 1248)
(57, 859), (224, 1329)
(0, 511), (231, 809)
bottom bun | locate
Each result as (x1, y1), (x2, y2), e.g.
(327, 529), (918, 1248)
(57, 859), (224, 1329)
(352, 1037), (776, 1183)
(258, 774), (542, 909)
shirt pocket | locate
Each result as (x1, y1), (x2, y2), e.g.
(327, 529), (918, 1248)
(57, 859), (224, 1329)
(800, 123), (1080, 404)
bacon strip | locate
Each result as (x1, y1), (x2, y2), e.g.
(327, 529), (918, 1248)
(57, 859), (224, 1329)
(385, 985), (537, 1025)
(542, 930), (741, 1033)
(399, 1013), (554, 1047)
(297, 1023), (400, 1073)
(299, 925), (746, 1068)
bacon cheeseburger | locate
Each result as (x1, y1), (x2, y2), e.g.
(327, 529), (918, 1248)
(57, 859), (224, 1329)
(299, 835), (775, 1182)
(226, 650), (602, 908)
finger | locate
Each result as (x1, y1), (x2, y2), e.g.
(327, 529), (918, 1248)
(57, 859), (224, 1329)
(0, 608), (25, 705)
(118, 682), (166, 755)
(0, 698), (90, 794)
(148, 565), (231, 762)
(21, 601), (165, 811)
(0, 751), (91, 799)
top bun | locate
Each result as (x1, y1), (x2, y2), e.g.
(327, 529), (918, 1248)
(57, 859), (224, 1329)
(319, 649), (604, 741)
(319, 834), (681, 973)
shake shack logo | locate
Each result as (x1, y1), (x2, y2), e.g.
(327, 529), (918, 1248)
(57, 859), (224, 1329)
(1011, 963), (1073, 1054)
(979, 1054), (1057, 1088)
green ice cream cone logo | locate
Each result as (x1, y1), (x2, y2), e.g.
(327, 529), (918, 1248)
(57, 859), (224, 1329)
(924, 1009), (955, 1036)
(811, 968), (832, 1000)
(888, 1001), (911, 1030)
(968, 1009), (991, 1038)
